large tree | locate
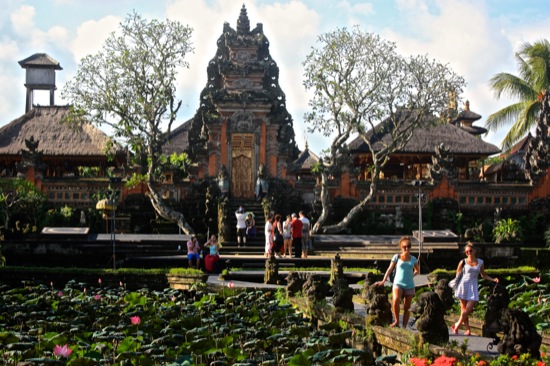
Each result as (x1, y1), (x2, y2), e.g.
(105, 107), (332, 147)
(303, 27), (465, 234)
(486, 39), (550, 151)
(62, 12), (195, 234)
(0, 178), (45, 233)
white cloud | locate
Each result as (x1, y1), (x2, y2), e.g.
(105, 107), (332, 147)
(11, 5), (36, 36)
(71, 16), (120, 63)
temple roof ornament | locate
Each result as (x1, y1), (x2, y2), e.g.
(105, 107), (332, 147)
(237, 4), (250, 35)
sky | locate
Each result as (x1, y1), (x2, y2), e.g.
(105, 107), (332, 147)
(1, 0), (549, 156)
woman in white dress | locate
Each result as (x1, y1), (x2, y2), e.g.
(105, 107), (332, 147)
(452, 242), (499, 336)
(264, 214), (274, 258)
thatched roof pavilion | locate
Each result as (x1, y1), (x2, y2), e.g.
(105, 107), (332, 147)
(0, 105), (124, 177)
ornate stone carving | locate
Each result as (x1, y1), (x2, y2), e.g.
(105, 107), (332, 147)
(217, 165), (229, 198)
(264, 254), (279, 284)
(483, 283), (510, 345)
(428, 143), (457, 185)
(362, 273), (392, 326)
(329, 253), (344, 285)
(331, 277), (354, 313)
(498, 308), (542, 358)
(413, 291), (449, 346)
(303, 273), (329, 303)
(17, 135), (46, 178)
(434, 278), (454, 312)
(286, 271), (309, 297)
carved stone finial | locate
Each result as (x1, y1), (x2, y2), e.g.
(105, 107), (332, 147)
(465, 100), (470, 111)
(237, 4), (250, 35)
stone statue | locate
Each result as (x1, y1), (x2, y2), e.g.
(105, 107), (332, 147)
(434, 278), (454, 312)
(329, 253), (343, 285)
(286, 271), (309, 297)
(428, 143), (457, 185)
(498, 308), (542, 359)
(217, 165), (229, 198)
(264, 254), (279, 285)
(483, 283), (510, 345)
(413, 291), (449, 346)
(303, 273), (329, 303)
(255, 163), (268, 200)
(362, 273), (392, 326)
(331, 277), (354, 313)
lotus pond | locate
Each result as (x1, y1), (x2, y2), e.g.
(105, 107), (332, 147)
(0, 280), (371, 365)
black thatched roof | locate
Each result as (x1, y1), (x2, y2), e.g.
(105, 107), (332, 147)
(292, 145), (319, 170)
(0, 106), (119, 156)
(162, 119), (192, 155)
(348, 115), (500, 156)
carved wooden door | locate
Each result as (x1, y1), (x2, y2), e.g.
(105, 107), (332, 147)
(231, 134), (254, 198)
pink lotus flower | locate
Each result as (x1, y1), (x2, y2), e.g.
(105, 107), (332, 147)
(57, 291), (63, 297)
(171, 296), (176, 302)
(53, 344), (72, 358)
(83, 288), (87, 294)
(120, 281), (123, 287)
(94, 294), (101, 301)
(533, 277), (541, 283)
(227, 282), (235, 288)
(98, 278), (102, 285)
(130, 316), (141, 325)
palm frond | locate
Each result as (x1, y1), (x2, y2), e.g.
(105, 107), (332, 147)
(501, 100), (541, 151)
(485, 101), (527, 132)
(489, 73), (538, 100)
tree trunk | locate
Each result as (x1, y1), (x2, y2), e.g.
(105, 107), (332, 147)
(146, 182), (195, 235)
(311, 171), (330, 235)
(319, 167), (379, 234)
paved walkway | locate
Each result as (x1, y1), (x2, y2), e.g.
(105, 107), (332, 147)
(206, 274), (498, 358)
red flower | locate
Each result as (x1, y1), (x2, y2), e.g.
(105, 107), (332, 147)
(130, 315), (141, 325)
(533, 277), (541, 283)
(537, 361), (545, 366)
(408, 358), (428, 366)
(477, 361), (488, 366)
(432, 356), (457, 366)
(512, 355), (518, 360)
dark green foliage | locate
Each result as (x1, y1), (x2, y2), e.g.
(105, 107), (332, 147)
(266, 178), (305, 216)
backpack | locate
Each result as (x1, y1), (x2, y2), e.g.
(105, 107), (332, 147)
(389, 254), (399, 283)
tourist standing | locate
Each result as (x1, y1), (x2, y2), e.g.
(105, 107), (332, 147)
(186, 235), (201, 270)
(452, 242), (498, 336)
(374, 236), (419, 328)
(245, 213), (256, 239)
(273, 214), (284, 258)
(235, 206), (247, 247)
(290, 213), (303, 258)
(299, 211), (311, 258)
(204, 234), (220, 273)
(264, 214), (274, 257)
(283, 214), (292, 257)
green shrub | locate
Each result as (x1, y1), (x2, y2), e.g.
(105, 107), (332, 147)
(493, 218), (524, 244)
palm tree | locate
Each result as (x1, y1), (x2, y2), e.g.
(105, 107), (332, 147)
(486, 39), (550, 151)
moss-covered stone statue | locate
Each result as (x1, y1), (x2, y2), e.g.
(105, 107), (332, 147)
(412, 291), (449, 346)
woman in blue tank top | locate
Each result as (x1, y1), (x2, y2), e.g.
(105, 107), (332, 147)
(375, 236), (419, 328)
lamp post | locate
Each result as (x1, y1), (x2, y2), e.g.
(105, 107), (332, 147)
(412, 180), (425, 263)
(108, 177), (122, 270)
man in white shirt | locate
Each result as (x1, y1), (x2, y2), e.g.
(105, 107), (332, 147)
(235, 206), (247, 247)
(299, 211), (310, 258)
